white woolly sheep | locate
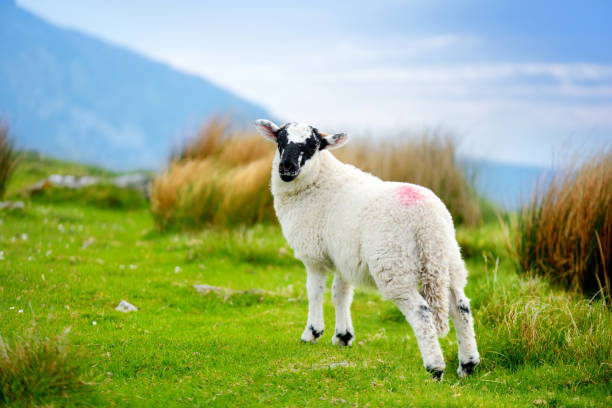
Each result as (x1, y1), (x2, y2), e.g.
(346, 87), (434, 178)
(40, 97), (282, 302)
(254, 119), (480, 380)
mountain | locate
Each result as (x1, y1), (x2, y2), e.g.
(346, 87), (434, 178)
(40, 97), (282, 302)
(0, 0), (272, 170)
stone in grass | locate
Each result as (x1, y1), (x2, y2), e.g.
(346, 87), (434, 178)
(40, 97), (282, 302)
(115, 300), (138, 313)
(193, 284), (272, 303)
(193, 284), (236, 296)
(0, 201), (25, 212)
(312, 361), (351, 370)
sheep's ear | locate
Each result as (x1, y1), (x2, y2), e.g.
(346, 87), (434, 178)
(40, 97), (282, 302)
(254, 119), (280, 142)
(320, 132), (349, 150)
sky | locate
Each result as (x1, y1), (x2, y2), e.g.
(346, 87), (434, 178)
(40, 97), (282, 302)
(16, 0), (612, 167)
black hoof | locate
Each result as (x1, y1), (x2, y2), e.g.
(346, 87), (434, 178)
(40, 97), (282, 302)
(334, 331), (354, 346)
(309, 325), (323, 339)
(426, 366), (444, 381)
(460, 360), (477, 376)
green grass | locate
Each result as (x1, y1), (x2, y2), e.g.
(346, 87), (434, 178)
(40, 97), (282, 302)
(0, 154), (610, 407)
(1, 201), (610, 407)
(29, 184), (148, 210)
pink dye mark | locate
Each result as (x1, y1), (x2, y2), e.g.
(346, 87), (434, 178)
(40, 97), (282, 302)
(396, 184), (425, 205)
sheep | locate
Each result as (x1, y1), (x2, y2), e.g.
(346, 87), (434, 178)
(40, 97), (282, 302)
(254, 119), (480, 380)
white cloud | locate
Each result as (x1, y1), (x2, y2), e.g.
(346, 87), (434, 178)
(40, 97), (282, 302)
(332, 63), (612, 84)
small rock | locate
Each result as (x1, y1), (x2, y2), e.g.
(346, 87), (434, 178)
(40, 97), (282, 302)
(113, 173), (151, 197)
(115, 300), (138, 313)
(113, 173), (149, 189)
(81, 237), (95, 249)
(312, 361), (351, 370)
(0, 201), (25, 211)
(47, 174), (100, 189)
(193, 284), (232, 296)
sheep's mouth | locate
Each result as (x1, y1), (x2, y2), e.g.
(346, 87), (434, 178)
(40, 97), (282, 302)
(279, 171), (299, 182)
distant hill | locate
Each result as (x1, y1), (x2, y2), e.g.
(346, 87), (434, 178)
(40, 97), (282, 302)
(0, 0), (272, 170)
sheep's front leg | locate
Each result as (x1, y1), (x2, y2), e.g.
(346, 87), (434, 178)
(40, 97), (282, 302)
(300, 265), (327, 343)
(331, 274), (354, 346)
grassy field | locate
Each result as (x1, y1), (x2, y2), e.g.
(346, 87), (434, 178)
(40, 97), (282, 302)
(4, 151), (116, 199)
(0, 161), (610, 407)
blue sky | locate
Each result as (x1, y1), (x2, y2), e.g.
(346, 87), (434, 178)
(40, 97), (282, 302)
(16, 0), (612, 166)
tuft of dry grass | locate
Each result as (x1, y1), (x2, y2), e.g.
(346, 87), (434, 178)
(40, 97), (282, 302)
(514, 151), (611, 300)
(0, 122), (18, 200)
(151, 119), (482, 230)
(151, 120), (275, 229)
(0, 325), (95, 404)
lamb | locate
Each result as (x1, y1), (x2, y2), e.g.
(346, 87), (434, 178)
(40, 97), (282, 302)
(254, 119), (480, 380)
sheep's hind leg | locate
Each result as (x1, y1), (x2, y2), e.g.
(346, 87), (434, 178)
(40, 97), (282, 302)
(392, 292), (446, 381)
(449, 288), (480, 377)
(331, 274), (354, 346)
(300, 264), (327, 343)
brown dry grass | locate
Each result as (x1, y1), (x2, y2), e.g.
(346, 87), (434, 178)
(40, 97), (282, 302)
(514, 151), (612, 300)
(151, 119), (482, 229)
(0, 122), (18, 200)
(152, 120), (275, 229)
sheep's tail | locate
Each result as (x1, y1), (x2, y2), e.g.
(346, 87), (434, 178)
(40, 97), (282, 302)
(416, 222), (451, 337)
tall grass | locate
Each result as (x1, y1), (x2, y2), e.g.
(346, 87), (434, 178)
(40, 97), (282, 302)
(0, 325), (96, 405)
(514, 151), (611, 300)
(151, 119), (482, 229)
(151, 120), (275, 229)
(0, 122), (18, 200)
(477, 279), (611, 373)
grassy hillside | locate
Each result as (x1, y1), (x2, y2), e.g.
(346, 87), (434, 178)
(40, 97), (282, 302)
(4, 150), (116, 199)
(0, 158), (610, 407)
(3, 151), (148, 211)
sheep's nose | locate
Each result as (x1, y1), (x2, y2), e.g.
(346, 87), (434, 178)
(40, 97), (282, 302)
(280, 160), (298, 173)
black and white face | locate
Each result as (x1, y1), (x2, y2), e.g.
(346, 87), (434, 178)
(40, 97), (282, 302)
(255, 120), (349, 182)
